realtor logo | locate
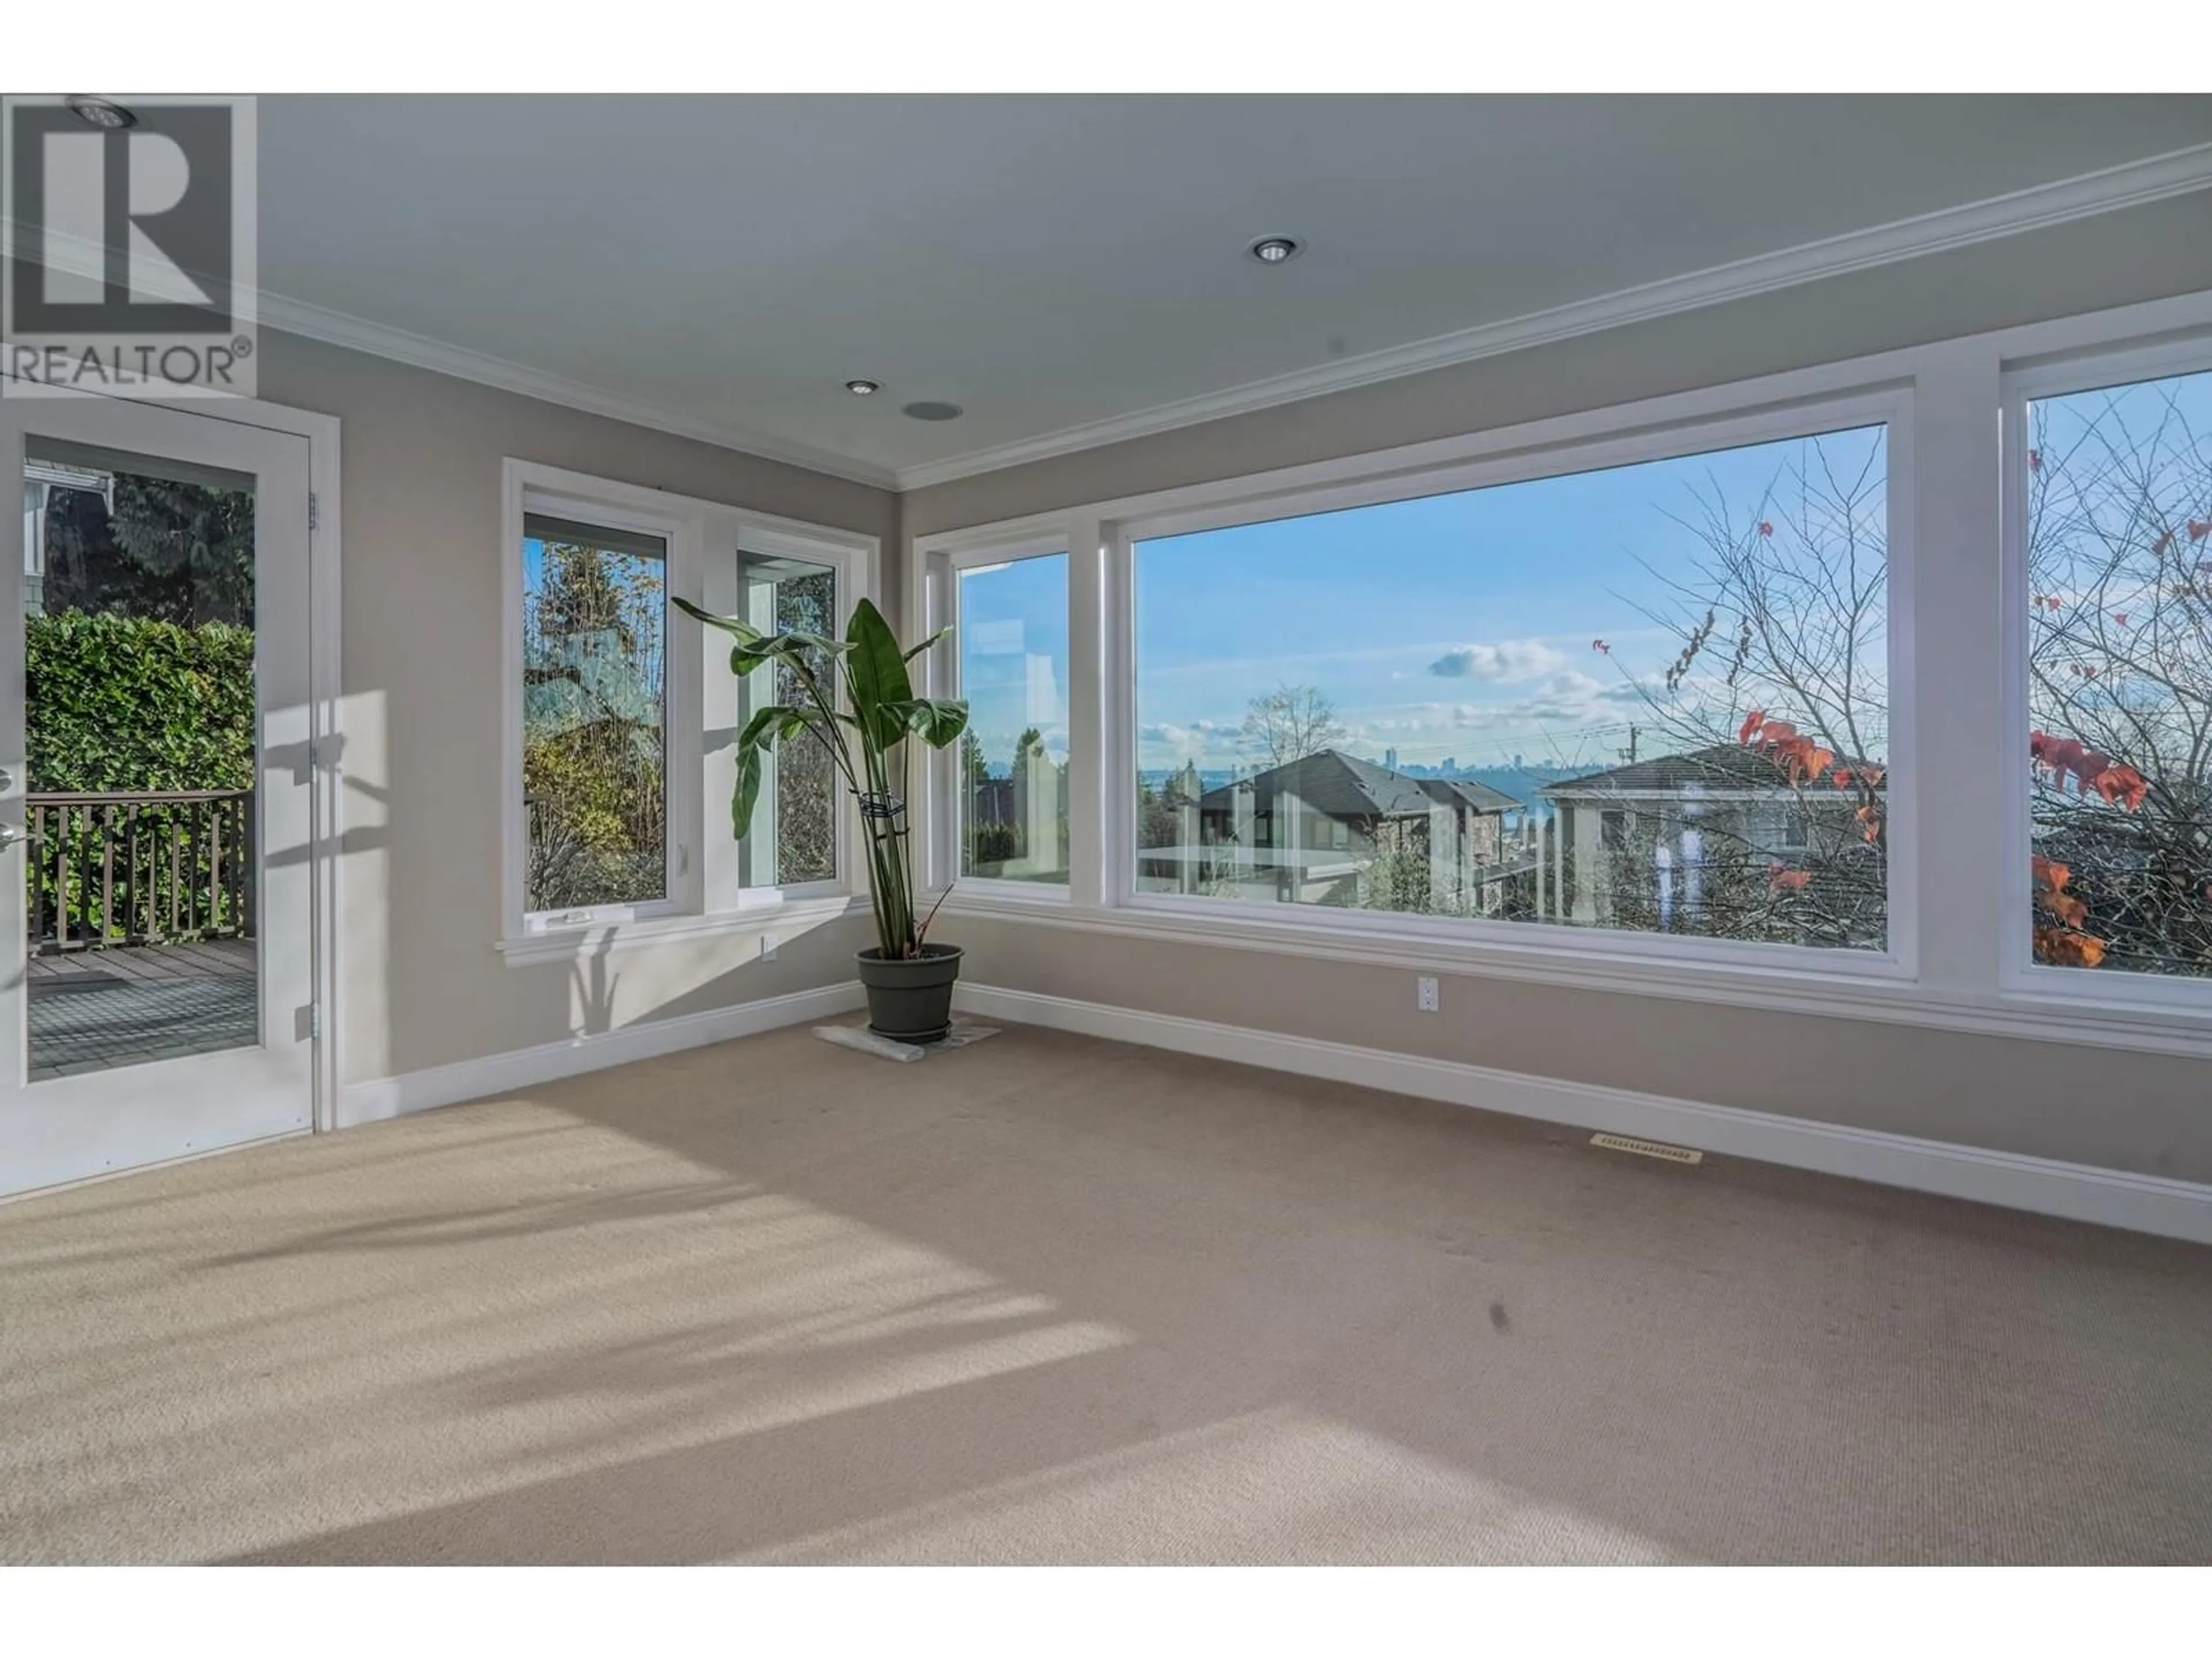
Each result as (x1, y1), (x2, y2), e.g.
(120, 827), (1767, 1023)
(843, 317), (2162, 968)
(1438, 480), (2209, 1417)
(2, 94), (257, 398)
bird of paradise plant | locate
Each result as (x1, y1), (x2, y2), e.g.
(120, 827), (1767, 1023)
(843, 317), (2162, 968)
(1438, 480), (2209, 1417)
(675, 594), (967, 961)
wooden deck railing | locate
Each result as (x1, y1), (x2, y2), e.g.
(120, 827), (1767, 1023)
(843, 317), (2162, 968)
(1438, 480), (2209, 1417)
(25, 789), (255, 952)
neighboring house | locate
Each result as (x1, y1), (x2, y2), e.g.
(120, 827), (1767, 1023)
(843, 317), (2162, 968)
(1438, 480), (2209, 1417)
(1536, 742), (1884, 930)
(1139, 747), (1530, 912)
(968, 747), (1068, 878)
(20, 459), (113, 617)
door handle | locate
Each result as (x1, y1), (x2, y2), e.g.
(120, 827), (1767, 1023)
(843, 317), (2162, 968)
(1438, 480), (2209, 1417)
(0, 823), (29, 847)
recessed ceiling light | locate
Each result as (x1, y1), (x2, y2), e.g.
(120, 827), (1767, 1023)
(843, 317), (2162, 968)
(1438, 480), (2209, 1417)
(844, 378), (881, 396)
(65, 94), (137, 131)
(902, 400), (963, 422)
(1247, 236), (1303, 266)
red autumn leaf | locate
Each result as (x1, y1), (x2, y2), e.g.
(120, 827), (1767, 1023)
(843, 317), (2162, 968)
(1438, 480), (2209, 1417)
(2113, 612), (2129, 627)
(2092, 763), (2147, 811)
(2035, 733), (2091, 791)
(1757, 521), (1774, 537)
(1767, 865), (1810, 894)
(2032, 855), (2070, 893)
(2190, 520), (2210, 541)
(2153, 532), (2175, 554)
(1831, 768), (1853, 790)
(1854, 803), (1881, 843)
(1737, 708), (1766, 745)
(2035, 927), (2107, 969)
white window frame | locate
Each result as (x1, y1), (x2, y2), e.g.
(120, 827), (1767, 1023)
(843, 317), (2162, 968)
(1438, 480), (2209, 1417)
(1999, 331), (2212, 1017)
(709, 518), (873, 913)
(503, 464), (700, 938)
(1106, 390), (1917, 984)
(913, 529), (1074, 905)
(911, 287), (2212, 1059)
(500, 458), (877, 964)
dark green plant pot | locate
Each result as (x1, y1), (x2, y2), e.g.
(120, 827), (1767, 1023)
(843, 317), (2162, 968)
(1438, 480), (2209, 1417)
(855, 944), (964, 1044)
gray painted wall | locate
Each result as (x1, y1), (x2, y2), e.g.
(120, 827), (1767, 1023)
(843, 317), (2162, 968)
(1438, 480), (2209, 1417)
(897, 194), (2212, 1183)
(256, 331), (895, 1082)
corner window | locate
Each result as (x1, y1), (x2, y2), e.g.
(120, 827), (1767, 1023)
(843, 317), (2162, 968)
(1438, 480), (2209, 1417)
(1130, 419), (1892, 953)
(2021, 363), (2212, 981)
(957, 551), (1070, 885)
(520, 510), (672, 921)
(735, 550), (840, 889)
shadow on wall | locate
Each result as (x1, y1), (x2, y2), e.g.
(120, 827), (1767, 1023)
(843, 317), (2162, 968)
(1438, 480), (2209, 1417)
(327, 679), (865, 1079)
(561, 903), (858, 1043)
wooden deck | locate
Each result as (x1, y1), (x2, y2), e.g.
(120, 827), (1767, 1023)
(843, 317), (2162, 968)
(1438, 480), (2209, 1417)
(26, 939), (259, 1081)
(27, 937), (257, 983)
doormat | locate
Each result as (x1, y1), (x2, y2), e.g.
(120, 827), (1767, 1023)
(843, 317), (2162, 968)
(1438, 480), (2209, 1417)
(814, 1021), (1001, 1063)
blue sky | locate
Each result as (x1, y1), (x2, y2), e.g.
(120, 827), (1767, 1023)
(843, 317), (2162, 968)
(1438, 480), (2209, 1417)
(959, 554), (1073, 770)
(951, 427), (1891, 776)
(1132, 426), (1889, 773)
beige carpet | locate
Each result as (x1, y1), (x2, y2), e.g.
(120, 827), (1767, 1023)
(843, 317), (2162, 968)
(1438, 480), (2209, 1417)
(3, 1020), (2209, 1565)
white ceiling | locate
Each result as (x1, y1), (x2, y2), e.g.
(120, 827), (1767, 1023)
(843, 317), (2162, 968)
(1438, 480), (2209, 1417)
(256, 96), (2212, 487)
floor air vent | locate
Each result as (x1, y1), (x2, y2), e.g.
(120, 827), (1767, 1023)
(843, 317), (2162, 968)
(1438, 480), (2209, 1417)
(1589, 1132), (1704, 1166)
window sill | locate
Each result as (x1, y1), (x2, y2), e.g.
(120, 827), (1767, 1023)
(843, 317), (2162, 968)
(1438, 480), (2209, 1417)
(497, 893), (865, 968)
(936, 878), (1071, 907)
(935, 893), (2212, 1060)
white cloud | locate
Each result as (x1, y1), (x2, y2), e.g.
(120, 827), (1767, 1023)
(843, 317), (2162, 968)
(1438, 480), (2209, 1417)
(1515, 670), (1616, 724)
(1427, 639), (1567, 683)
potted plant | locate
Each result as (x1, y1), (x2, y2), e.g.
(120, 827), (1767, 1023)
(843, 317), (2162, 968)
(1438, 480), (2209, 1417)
(677, 594), (969, 1043)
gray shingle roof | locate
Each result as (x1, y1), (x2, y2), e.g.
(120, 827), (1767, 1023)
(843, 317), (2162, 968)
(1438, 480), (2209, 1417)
(1200, 750), (1518, 820)
(1539, 742), (1881, 796)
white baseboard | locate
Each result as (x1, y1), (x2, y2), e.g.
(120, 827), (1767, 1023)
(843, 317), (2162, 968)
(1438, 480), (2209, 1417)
(956, 983), (2212, 1247)
(338, 980), (865, 1127)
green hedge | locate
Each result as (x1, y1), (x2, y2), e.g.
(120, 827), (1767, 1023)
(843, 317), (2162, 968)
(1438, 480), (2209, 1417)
(26, 611), (256, 792)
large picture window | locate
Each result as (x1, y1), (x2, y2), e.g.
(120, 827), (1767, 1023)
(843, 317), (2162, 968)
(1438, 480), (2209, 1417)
(2023, 365), (2212, 980)
(520, 511), (669, 919)
(959, 552), (1070, 884)
(1131, 422), (1892, 952)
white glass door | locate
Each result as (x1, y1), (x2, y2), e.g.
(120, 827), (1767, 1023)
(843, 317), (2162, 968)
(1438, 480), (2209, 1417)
(1, 389), (314, 1195)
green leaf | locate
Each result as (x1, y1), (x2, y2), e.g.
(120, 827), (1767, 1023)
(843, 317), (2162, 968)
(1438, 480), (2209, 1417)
(843, 597), (914, 749)
(900, 624), (953, 665)
(737, 702), (802, 751)
(729, 630), (849, 677)
(672, 594), (763, 644)
(732, 744), (763, 839)
(881, 696), (969, 748)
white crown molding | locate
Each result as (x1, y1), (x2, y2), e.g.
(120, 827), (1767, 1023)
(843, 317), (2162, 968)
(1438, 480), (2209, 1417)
(1, 218), (900, 490)
(14, 141), (2212, 497)
(253, 289), (903, 489)
(955, 984), (2212, 1245)
(891, 141), (2212, 492)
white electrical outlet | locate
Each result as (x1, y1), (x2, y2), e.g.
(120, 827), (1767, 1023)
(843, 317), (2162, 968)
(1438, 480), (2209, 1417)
(762, 934), (778, 961)
(1416, 975), (1440, 1012)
